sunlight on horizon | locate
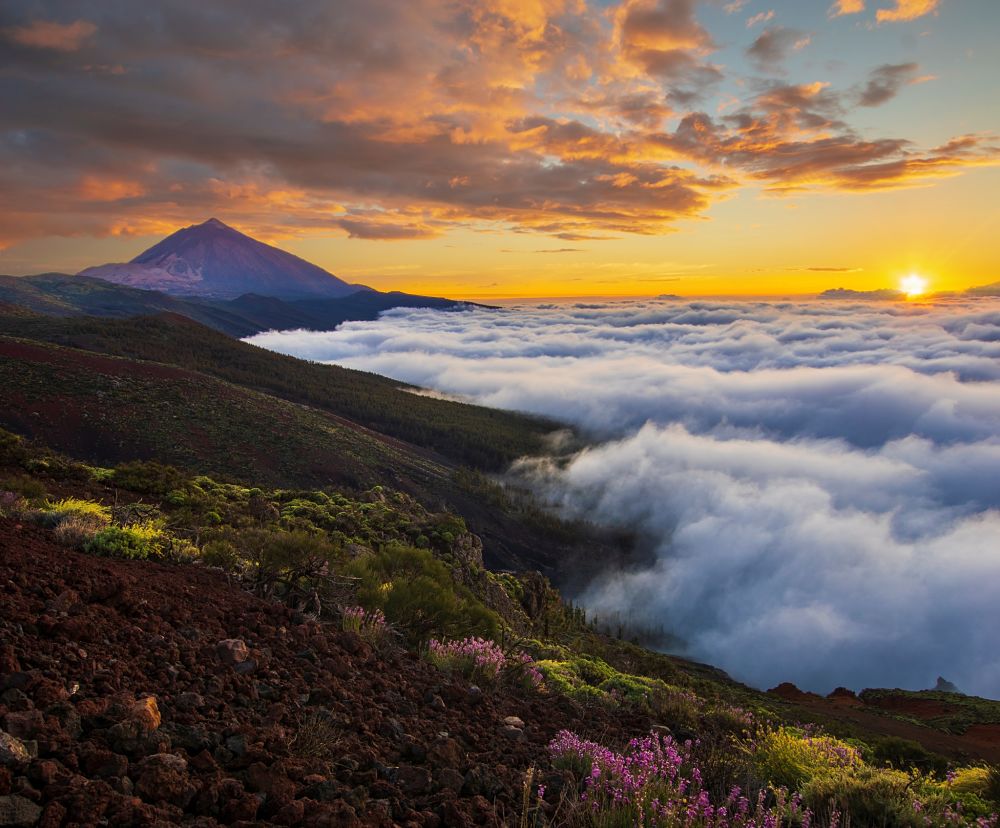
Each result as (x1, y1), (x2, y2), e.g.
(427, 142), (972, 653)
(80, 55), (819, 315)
(901, 273), (929, 298)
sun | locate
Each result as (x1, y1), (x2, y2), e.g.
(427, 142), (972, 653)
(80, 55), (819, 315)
(900, 273), (928, 298)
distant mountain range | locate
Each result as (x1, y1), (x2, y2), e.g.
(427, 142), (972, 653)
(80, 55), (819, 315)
(0, 219), (467, 336)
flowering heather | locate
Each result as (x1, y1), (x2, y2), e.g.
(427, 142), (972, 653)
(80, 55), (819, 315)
(428, 636), (507, 683)
(549, 729), (805, 828)
(550, 729), (999, 828)
(341, 605), (389, 648)
(427, 637), (543, 688)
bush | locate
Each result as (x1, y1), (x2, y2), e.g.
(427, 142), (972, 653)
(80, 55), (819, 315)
(41, 497), (111, 528)
(341, 606), (391, 650)
(802, 764), (912, 826)
(870, 735), (948, 774)
(112, 461), (185, 496)
(0, 474), (47, 499)
(752, 727), (862, 791)
(348, 543), (497, 645)
(85, 523), (169, 560)
(53, 513), (107, 547)
(85, 526), (156, 560)
(0, 491), (28, 520)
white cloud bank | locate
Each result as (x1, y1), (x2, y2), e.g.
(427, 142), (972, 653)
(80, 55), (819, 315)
(248, 298), (1000, 695)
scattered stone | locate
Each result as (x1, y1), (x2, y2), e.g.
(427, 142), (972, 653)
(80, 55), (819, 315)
(0, 713), (41, 741)
(502, 715), (525, 729)
(0, 794), (42, 827)
(396, 765), (432, 795)
(500, 725), (526, 742)
(428, 695), (446, 712)
(215, 639), (249, 665)
(437, 768), (465, 792)
(233, 657), (257, 675)
(135, 753), (194, 807)
(0, 734), (28, 767)
(174, 692), (204, 712)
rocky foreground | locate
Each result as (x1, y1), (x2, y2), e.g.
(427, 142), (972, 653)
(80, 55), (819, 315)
(0, 519), (648, 827)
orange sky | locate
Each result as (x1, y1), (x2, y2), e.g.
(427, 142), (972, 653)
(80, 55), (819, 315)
(1, 0), (998, 297)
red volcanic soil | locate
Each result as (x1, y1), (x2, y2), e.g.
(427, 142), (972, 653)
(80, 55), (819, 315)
(767, 685), (1000, 764)
(861, 695), (962, 720)
(0, 520), (649, 826)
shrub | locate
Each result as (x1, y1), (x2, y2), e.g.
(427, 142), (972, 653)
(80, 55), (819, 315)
(41, 497), (111, 528)
(341, 606), (391, 650)
(112, 460), (185, 496)
(801, 765), (912, 826)
(870, 735), (948, 774)
(85, 523), (167, 560)
(348, 543), (497, 645)
(0, 491), (28, 520)
(752, 726), (862, 791)
(428, 637), (507, 684)
(0, 474), (46, 499)
(53, 513), (107, 547)
(549, 729), (809, 828)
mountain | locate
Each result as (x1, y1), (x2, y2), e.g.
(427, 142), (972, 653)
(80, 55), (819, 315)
(78, 217), (370, 300)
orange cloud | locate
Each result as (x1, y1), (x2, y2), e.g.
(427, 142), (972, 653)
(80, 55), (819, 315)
(876, 0), (940, 22)
(828, 0), (865, 16)
(5, 19), (95, 51)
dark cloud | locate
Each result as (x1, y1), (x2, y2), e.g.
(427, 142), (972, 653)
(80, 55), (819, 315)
(746, 27), (811, 72)
(247, 298), (1000, 695)
(857, 62), (924, 106)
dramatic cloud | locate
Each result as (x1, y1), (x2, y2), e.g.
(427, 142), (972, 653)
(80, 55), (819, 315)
(248, 297), (1000, 695)
(0, 0), (991, 250)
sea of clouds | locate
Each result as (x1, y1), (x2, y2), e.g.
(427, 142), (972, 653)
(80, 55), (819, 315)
(248, 298), (1000, 696)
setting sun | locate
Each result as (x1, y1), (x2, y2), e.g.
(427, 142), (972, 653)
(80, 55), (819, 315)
(901, 274), (929, 298)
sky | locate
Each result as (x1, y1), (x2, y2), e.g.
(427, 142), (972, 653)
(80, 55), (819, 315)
(247, 296), (1000, 695)
(1, 0), (999, 297)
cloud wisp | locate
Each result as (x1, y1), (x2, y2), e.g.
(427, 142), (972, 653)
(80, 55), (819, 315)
(248, 297), (1000, 695)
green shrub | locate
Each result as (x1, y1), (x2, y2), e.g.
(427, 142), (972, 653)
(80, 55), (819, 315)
(870, 735), (948, 774)
(0, 473), (47, 500)
(752, 727), (862, 791)
(41, 497), (111, 528)
(348, 543), (497, 645)
(85, 524), (161, 559)
(112, 461), (185, 496)
(801, 765), (912, 827)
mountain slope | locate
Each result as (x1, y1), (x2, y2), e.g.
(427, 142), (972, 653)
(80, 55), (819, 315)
(0, 274), (465, 337)
(0, 310), (554, 470)
(79, 218), (368, 300)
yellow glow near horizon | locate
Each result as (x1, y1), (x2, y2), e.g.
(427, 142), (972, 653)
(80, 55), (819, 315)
(900, 273), (929, 298)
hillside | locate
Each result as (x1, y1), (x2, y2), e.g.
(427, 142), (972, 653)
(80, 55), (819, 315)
(0, 274), (464, 338)
(1, 432), (999, 827)
(0, 309), (554, 471)
(0, 312), (617, 576)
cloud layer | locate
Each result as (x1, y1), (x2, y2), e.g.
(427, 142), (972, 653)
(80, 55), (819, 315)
(0, 0), (994, 249)
(248, 297), (1000, 695)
